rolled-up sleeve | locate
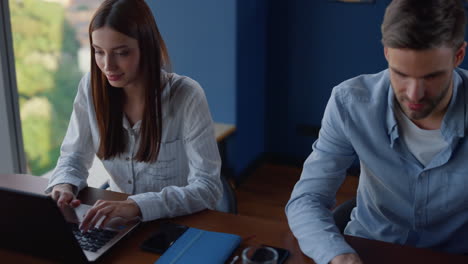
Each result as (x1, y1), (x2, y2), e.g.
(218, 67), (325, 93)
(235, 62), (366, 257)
(45, 73), (94, 194)
(285, 88), (357, 264)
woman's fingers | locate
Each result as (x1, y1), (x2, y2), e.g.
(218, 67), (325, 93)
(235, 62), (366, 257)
(80, 200), (104, 232)
(70, 199), (81, 207)
(99, 207), (118, 229)
(99, 200), (141, 228)
(50, 184), (80, 209)
(57, 191), (74, 209)
(88, 206), (113, 231)
(79, 200), (141, 232)
(81, 200), (112, 232)
(51, 189), (60, 201)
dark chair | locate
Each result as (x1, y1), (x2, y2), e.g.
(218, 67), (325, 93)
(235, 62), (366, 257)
(215, 174), (238, 214)
(332, 197), (356, 233)
(99, 181), (110, 190)
(99, 173), (238, 214)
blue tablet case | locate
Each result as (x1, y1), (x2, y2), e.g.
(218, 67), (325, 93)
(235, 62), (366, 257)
(155, 227), (241, 264)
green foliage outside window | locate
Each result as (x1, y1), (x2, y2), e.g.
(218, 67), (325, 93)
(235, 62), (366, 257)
(10, 0), (82, 175)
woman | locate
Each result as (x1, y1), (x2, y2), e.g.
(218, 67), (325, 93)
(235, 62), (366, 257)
(46, 0), (222, 232)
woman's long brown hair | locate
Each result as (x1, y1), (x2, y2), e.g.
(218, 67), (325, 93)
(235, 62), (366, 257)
(89, 0), (170, 162)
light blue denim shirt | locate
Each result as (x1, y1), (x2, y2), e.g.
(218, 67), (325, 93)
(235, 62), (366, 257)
(286, 68), (468, 264)
(46, 71), (222, 222)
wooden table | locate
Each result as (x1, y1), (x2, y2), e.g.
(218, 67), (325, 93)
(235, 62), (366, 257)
(1, 174), (467, 264)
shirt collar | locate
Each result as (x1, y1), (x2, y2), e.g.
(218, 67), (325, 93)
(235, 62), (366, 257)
(441, 69), (465, 138)
(122, 115), (141, 131)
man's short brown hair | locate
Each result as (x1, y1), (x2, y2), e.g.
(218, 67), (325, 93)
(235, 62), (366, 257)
(381, 0), (466, 50)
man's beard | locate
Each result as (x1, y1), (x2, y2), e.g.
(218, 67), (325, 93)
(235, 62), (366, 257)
(396, 80), (451, 121)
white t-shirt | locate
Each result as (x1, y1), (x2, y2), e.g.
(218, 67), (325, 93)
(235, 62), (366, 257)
(394, 106), (448, 166)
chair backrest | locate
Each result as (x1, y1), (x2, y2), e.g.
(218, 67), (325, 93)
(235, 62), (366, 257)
(332, 197), (356, 233)
(215, 174), (238, 214)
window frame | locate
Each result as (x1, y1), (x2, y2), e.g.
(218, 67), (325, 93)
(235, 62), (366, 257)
(0, 0), (26, 174)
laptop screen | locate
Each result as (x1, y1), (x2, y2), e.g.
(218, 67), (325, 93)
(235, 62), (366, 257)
(0, 186), (89, 263)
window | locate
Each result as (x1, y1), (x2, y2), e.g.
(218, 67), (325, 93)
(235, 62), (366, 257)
(0, 0), (25, 174)
(8, 0), (101, 176)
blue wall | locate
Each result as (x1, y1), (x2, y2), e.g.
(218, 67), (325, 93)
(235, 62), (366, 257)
(266, 0), (390, 160)
(147, 0), (236, 125)
(234, 0), (267, 174)
(148, 0), (267, 175)
(148, 0), (468, 176)
(266, 1), (468, 161)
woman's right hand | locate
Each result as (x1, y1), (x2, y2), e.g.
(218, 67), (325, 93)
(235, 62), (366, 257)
(330, 253), (363, 264)
(51, 183), (81, 209)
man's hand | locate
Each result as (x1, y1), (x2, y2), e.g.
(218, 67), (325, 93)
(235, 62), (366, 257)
(79, 199), (141, 232)
(330, 253), (363, 264)
(51, 183), (81, 209)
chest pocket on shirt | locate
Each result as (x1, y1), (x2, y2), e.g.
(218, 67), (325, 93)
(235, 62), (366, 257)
(136, 140), (181, 180)
(442, 171), (468, 212)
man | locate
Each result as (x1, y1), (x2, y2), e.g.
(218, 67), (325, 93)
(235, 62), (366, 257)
(285, 1), (468, 264)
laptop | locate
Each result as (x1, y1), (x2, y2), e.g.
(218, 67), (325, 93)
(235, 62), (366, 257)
(0, 186), (140, 263)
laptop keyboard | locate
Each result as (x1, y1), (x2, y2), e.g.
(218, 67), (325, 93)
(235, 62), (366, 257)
(71, 223), (118, 252)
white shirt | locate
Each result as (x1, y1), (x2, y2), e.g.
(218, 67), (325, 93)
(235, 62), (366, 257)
(45, 71), (222, 221)
(394, 106), (448, 166)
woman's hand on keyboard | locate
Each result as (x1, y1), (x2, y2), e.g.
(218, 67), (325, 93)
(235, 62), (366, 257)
(79, 199), (141, 232)
(330, 253), (363, 264)
(51, 183), (81, 209)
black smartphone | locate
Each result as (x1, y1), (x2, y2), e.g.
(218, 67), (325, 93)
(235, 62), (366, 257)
(251, 245), (290, 264)
(140, 222), (189, 254)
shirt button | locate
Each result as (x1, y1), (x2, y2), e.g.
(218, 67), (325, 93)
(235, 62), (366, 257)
(125, 157), (130, 161)
(128, 180), (132, 184)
